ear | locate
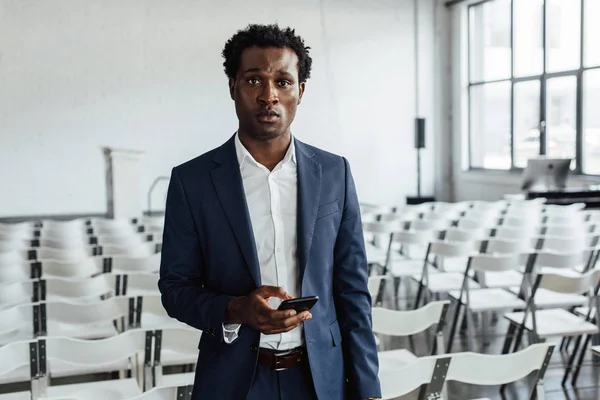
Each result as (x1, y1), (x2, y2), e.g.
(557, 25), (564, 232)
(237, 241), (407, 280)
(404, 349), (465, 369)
(297, 82), (306, 105)
(228, 78), (236, 100)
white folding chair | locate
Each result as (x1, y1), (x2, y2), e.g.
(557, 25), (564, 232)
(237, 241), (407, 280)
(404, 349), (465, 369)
(36, 330), (148, 399)
(120, 273), (159, 297)
(373, 301), (450, 370)
(127, 385), (192, 400)
(378, 354), (450, 400)
(503, 269), (600, 386)
(445, 343), (554, 400)
(447, 253), (526, 352)
(43, 275), (115, 303)
(151, 328), (201, 390)
(109, 253), (161, 275)
(412, 237), (480, 309)
(0, 280), (35, 310)
(0, 339), (38, 400)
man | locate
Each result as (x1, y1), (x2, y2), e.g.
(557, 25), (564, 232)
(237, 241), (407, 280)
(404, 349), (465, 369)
(159, 24), (380, 400)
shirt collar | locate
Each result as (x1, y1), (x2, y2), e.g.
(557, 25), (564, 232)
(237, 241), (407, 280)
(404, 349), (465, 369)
(234, 132), (297, 169)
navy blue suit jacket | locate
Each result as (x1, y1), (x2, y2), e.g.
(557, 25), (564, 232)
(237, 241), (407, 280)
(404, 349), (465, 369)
(158, 135), (380, 399)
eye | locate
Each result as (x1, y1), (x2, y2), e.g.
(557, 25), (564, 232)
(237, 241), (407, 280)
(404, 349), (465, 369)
(248, 78), (261, 85)
(278, 80), (292, 88)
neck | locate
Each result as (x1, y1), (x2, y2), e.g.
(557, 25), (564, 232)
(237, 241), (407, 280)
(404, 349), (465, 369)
(238, 130), (292, 171)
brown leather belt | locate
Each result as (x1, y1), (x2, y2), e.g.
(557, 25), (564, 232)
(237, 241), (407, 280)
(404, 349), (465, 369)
(257, 346), (307, 371)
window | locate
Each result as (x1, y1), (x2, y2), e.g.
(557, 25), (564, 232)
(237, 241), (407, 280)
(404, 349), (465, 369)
(467, 0), (600, 174)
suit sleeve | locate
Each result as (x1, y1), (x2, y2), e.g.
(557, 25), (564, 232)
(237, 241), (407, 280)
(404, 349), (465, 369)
(333, 158), (381, 400)
(158, 167), (233, 342)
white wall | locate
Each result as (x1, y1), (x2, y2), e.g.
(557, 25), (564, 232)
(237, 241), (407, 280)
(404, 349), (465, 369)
(0, 0), (440, 217)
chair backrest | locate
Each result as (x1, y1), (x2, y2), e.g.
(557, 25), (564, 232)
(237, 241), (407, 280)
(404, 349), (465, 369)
(44, 275), (114, 301)
(43, 329), (147, 368)
(530, 250), (589, 271)
(129, 385), (192, 400)
(372, 301), (450, 336)
(390, 229), (434, 246)
(35, 246), (92, 262)
(0, 280), (34, 309)
(475, 237), (532, 255)
(537, 268), (600, 295)
(0, 262), (32, 284)
(0, 239), (30, 253)
(40, 258), (101, 279)
(0, 339), (36, 382)
(445, 343), (553, 386)
(428, 240), (474, 259)
(0, 304), (33, 346)
(363, 220), (402, 235)
(44, 298), (127, 326)
(123, 273), (160, 295)
(367, 276), (385, 299)
(0, 250), (29, 267)
(468, 253), (523, 274)
(111, 253), (161, 274)
(379, 355), (450, 400)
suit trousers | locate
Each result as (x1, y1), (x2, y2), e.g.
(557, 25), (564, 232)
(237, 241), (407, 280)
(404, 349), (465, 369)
(246, 359), (318, 400)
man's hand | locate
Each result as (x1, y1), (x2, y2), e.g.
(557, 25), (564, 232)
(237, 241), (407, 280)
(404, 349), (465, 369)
(225, 285), (312, 334)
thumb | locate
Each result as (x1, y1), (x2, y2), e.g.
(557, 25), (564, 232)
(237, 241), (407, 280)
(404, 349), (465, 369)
(258, 285), (291, 300)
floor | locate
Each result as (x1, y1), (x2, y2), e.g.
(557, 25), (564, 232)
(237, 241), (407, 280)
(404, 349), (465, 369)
(377, 279), (600, 400)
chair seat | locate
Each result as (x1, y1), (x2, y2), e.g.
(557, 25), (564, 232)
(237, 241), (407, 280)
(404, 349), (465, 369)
(448, 289), (526, 312)
(377, 349), (418, 370)
(413, 273), (480, 293)
(41, 377), (142, 400)
(140, 314), (189, 330)
(507, 288), (588, 308)
(591, 345), (600, 355)
(389, 259), (431, 277)
(159, 372), (195, 388)
(504, 309), (599, 338)
(160, 348), (198, 367)
(0, 392), (31, 400)
(49, 358), (131, 378)
(481, 271), (524, 289)
(439, 257), (469, 273)
(366, 243), (387, 266)
(48, 321), (118, 340)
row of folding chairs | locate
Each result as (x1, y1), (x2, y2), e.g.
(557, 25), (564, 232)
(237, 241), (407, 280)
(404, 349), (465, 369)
(0, 251), (161, 285)
(367, 295), (555, 399)
(0, 327), (198, 400)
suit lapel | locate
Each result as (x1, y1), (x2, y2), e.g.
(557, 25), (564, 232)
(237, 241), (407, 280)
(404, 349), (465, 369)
(210, 136), (261, 287)
(295, 139), (322, 282)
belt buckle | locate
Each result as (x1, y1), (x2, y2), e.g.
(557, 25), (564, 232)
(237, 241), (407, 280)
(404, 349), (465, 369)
(273, 354), (288, 372)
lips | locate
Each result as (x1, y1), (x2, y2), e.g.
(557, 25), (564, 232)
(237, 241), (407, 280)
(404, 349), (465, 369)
(256, 110), (280, 123)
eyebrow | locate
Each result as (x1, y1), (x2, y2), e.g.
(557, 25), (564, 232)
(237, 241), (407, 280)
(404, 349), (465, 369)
(243, 68), (294, 78)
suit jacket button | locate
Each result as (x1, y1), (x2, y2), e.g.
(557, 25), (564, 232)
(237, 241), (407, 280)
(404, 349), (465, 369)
(250, 345), (258, 352)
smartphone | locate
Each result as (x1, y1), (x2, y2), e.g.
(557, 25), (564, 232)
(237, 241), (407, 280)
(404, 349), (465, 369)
(278, 296), (319, 312)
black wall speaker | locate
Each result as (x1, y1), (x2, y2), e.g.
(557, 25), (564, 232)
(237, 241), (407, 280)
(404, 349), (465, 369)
(414, 118), (426, 149)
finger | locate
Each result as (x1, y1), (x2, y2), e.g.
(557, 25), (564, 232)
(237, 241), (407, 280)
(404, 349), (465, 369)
(270, 311), (312, 329)
(269, 309), (297, 320)
(256, 285), (291, 300)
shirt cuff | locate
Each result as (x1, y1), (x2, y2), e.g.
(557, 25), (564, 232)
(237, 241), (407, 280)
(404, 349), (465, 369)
(222, 323), (242, 344)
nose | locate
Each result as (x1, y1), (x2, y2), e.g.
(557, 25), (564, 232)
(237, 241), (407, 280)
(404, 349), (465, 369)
(258, 81), (278, 106)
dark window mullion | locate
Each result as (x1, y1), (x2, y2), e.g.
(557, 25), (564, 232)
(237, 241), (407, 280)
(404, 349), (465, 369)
(577, 0), (585, 173)
(540, 0), (548, 156)
(510, 0), (515, 168)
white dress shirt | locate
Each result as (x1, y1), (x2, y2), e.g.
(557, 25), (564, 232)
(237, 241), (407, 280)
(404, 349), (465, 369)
(223, 133), (303, 350)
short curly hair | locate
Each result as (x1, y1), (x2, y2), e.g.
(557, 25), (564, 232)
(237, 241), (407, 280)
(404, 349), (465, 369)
(222, 24), (312, 83)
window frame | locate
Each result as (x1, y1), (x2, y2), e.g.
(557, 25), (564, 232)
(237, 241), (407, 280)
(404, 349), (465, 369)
(466, 0), (600, 175)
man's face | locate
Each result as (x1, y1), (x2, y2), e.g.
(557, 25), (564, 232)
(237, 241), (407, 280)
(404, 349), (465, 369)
(229, 46), (305, 141)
